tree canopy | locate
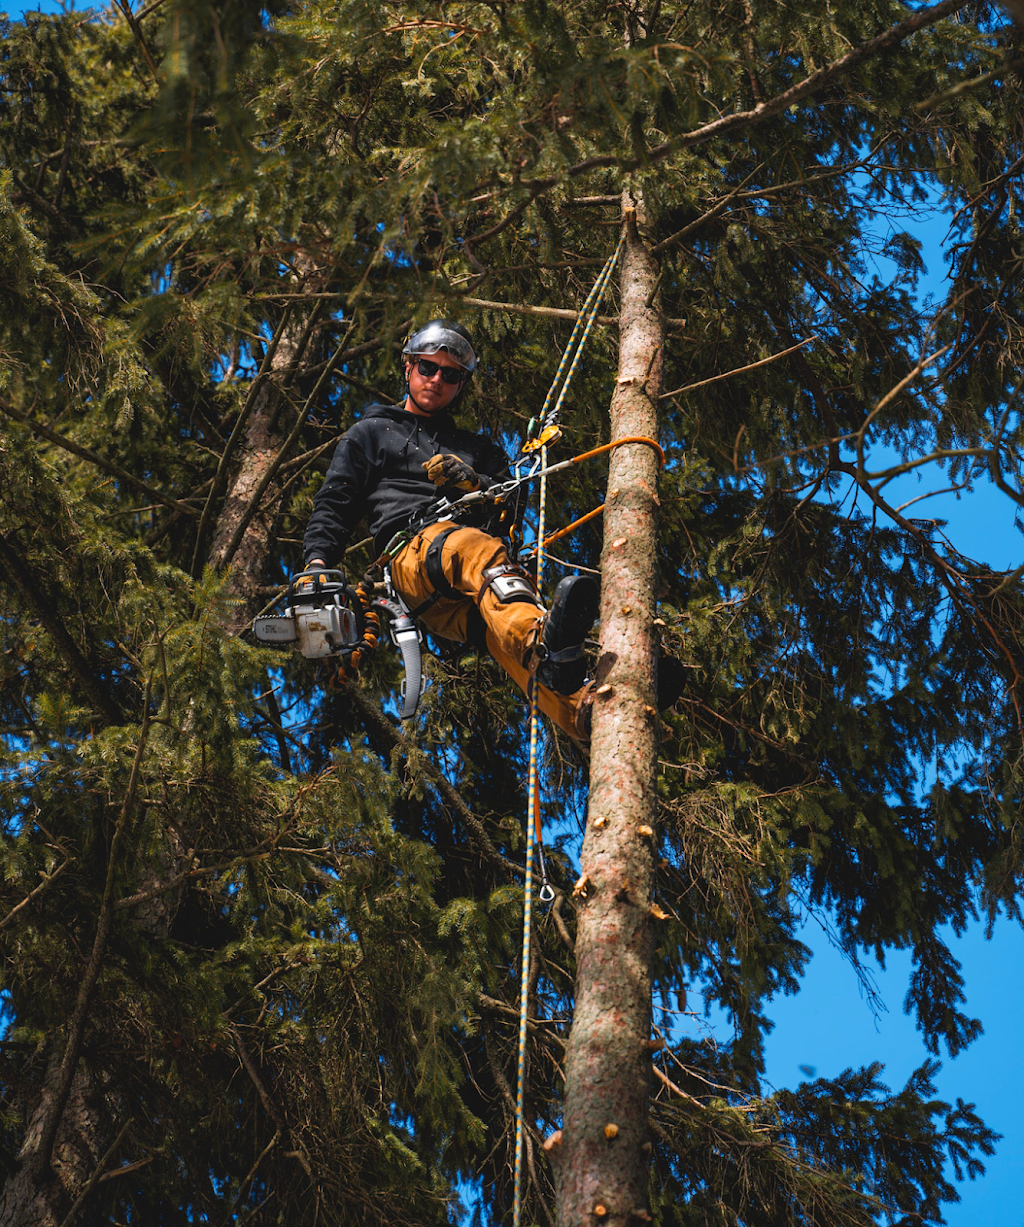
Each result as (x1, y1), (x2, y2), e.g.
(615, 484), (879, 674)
(1, 2), (1023, 1224)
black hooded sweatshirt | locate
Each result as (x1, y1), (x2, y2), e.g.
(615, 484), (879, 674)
(303, 402), (511, 565)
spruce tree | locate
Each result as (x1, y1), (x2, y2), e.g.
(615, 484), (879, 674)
(1, 3), (1023, 1226)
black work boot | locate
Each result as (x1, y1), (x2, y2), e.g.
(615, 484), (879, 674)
(535, 575), (600, 695)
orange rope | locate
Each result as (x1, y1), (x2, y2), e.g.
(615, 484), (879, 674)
(540, 503), (604, 549)
(522, 435), (664, 556)
(569, 434), (665, 469)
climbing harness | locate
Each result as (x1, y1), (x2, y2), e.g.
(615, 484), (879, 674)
(377, 430), (666, 579)
(374, 476), (519, 568)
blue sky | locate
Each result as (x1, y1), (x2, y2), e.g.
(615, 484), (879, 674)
(4, 3), (1023, 1224)
(764, 468), (1024, 1226)
(757, 177), (1024, 1226)
(3, 0), (67, 11)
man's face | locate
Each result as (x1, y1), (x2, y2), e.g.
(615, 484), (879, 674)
(404, 349), (466, 415)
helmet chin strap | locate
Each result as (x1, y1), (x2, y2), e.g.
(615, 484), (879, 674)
(406, 386), (448, 415)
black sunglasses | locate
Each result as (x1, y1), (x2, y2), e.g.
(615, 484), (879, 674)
(413, 358), (467, 385)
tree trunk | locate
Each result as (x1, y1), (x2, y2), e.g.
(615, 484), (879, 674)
(205, 321), (305, 631)
(206, 266), (324, 630)
(556, 193), (663, 1226)
(205, 370), (291, 617)
(0, 1053), (115, 1227)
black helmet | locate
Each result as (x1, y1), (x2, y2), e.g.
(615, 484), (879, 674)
(401, 319), (477, 373)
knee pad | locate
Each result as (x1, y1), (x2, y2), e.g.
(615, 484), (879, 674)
(476, 563), (543, 608)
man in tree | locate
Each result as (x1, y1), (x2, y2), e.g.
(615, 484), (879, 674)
(303, 319), (599, 736)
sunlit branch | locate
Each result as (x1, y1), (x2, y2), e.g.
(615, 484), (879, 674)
(660, 337), (818, 400)
(915, 54), (1024, 112)
(0, 861), (70, 933)
(893, 480), (971, 514)
(468, 0), (971, 254)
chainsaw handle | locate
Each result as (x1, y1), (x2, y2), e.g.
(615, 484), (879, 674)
(288, 567), (347, 602)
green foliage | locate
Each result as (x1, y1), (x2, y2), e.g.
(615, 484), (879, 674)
(2, 1), (1024, 1225)
(649, 1055), (997, 1227)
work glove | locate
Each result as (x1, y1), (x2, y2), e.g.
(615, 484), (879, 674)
(422, 453), (482, 492)
(295, 561), (337, 594)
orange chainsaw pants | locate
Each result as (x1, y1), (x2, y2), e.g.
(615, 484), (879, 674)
(389, 520), (588, 739)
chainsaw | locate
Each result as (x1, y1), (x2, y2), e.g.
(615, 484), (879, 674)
(252, 568), (424, 719)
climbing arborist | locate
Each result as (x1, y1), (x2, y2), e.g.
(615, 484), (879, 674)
(302, 319), (598, 738)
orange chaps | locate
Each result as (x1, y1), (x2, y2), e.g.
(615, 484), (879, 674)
(389, 521), (588, 738)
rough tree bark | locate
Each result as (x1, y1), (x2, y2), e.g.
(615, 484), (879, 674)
(556, 193), (663, 1226)
(0, 1056), (115, 1227)
(205, 266), (325, 631)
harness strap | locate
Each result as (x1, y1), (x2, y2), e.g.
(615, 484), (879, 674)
(403, 524), (463, 619)
(426, 525), (462, 598)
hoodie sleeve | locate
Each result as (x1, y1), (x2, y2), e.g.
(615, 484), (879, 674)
(302, 426), (374, 566)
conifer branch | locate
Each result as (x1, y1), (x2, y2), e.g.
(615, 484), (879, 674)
(345, 686), (522, 877)
(836, 368), (1024, 734)
(134, 0), (170, 19)
(220, 1125), (283, 1227)
(111, 1), (158, 77)
(650, 0), (972, 154)
(652, 1063), (704, 1108)
(0, 399), (199, 518)
(467, 0), (970, 250)
(660, 337), (817, 399)
(112, 840), (287, 910)
(915, 54), (1024, 112)
(226, 1027), (312, 1210)
(53, 1121), (132, 1227)
(0, 860), (70, 933)
(651, 165), (763, 255)
(230, 1029), (287, 1133)
(457, 296), (619, 324)
(0, 533), (125, 726)
(551, 891), (575, 954)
